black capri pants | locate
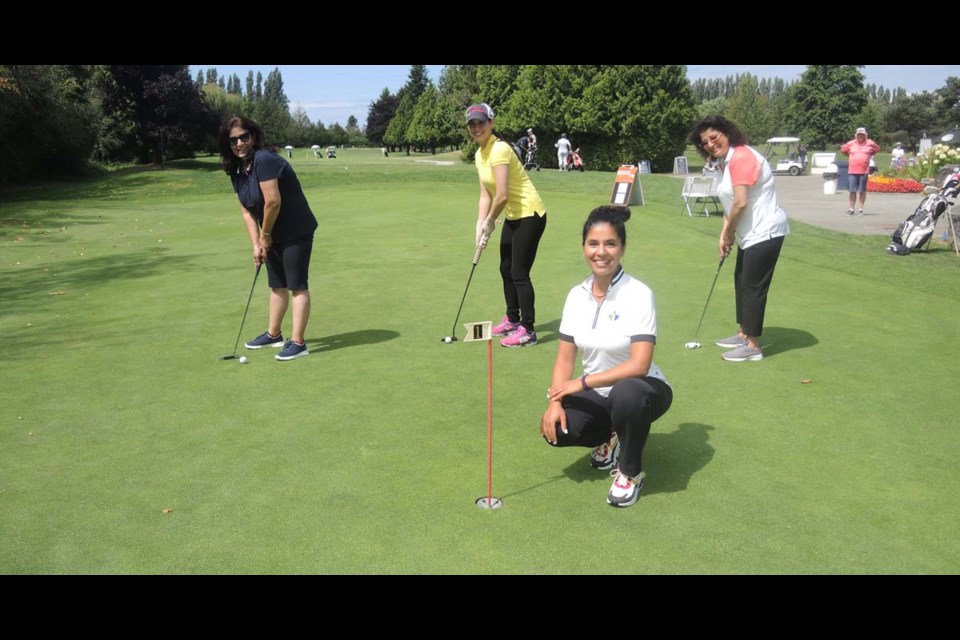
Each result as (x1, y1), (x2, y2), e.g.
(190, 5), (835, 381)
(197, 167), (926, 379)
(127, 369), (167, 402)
(734, 235), (784, 338)
(550, 377), (673, 477)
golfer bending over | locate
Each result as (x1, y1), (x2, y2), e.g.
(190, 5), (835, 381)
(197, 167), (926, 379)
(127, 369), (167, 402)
(540, 206), (673, 507)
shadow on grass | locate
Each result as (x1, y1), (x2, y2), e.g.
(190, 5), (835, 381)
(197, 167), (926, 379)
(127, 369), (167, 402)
(306, 329), (400, 352)
(0, 248), (195, 308)
(761, 326), (818, 358)
(556, 422), (715, 496)
(0, 157), (220, 206)
(535, 318), (561, 345)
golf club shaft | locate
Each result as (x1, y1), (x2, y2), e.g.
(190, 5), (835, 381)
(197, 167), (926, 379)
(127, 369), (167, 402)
(450, 262), (478, 337)
(692, 256), (725, 341)
(229, 264), (261, 356)
(449, 238), (488, 338)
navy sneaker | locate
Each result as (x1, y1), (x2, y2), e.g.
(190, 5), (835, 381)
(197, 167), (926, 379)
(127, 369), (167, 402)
(276, 340), (309, 361)
(245, 331), (284, 349)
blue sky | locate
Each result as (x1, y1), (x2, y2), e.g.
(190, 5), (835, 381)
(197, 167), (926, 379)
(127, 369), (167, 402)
(190, 65), (959, 128)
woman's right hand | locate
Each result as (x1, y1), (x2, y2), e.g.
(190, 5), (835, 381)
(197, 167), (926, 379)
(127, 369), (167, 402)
(540, 401), (567, 445)
(253, 241), (265, 267)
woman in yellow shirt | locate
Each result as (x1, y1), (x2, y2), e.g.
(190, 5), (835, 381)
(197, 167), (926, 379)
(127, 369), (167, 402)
(466, 103), (548, 347)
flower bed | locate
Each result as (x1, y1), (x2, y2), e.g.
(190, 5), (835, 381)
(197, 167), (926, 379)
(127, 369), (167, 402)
(867, 175), (925, 193)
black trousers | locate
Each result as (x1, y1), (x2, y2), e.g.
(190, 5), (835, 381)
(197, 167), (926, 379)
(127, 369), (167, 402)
(734, 235), (784, 338)
(500, 213), (547, 331)
(551, 377), (673, 477)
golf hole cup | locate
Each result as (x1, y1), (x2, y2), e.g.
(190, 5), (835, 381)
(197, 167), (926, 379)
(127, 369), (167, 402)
(684, 341), (701, 349)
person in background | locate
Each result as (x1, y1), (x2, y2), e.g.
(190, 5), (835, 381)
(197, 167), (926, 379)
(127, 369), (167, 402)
(689, 114), (790, 363)
(540, 206), (673, 508)
(219, 116), (318, 361)
(891, 142), (905, 169)
(797, 141), (807, 168)
(555, 133), (573, 171)
(840, 127), (880, 216)
(466, 103), (548, 348)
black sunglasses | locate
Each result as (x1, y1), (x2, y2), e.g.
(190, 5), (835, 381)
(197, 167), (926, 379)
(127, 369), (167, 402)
(229, 132), (252, 146)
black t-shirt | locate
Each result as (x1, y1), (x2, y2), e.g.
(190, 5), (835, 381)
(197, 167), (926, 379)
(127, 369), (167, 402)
(231, 149), (318, 243)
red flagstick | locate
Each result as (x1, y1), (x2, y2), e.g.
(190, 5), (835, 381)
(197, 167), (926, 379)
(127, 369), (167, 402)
(487, 339), (493, 506)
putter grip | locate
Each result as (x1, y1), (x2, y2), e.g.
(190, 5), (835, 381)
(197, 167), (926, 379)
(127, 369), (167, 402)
(473, 236), (488, 265)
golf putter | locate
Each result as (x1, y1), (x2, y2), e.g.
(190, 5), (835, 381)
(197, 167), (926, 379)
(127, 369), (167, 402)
(442, 235), (488, 343)
(221, 263), (262, 360)
(685, 255), (725, 349)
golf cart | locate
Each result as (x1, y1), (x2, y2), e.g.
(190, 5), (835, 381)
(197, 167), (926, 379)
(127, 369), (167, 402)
(763, 137), (805, 176)
(326, 146), (337, 158)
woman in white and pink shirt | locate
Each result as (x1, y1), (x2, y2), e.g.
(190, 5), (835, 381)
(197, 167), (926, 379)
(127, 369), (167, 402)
(689, 115), (790, 362)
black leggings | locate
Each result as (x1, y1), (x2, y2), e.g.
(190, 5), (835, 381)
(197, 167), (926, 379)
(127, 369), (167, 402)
(551, 377), (673, 477)
(499, 214), (547, 331)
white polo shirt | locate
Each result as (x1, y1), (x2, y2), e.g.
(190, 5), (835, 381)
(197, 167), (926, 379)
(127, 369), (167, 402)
(558, 268), (669, 397)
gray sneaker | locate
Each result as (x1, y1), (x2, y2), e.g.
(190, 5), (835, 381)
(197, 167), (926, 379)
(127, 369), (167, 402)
(715, 334), (747, 349)
(721, 344), (763, 361)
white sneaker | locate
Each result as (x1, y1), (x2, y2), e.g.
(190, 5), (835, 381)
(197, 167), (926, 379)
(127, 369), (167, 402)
(590, 432), (620, 470)
(607, 469), (645, 507)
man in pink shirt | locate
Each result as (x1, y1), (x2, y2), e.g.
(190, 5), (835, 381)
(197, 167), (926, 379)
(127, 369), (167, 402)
(840, 127), (881, 216)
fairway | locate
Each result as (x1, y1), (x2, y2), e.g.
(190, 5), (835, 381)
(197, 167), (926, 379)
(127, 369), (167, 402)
(2, 148), (959, 574)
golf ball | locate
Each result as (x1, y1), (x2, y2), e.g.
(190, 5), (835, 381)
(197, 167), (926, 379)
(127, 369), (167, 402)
(239, 356), (248, 364)
(443, 337), (453, 343)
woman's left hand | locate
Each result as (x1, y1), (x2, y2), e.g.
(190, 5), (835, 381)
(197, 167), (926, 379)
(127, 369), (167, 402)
(547, 379), (580, 403)
(260, 233), (273, 252)
(480, 215), (496, 238)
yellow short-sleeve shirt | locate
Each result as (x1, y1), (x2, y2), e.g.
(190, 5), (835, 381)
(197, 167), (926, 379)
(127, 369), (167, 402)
(475, 137), (547, 221)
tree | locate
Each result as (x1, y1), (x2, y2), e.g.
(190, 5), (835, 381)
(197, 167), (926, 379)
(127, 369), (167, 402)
(344, 115), (367, 147)
(142, 67), (215, 166)
(108, 65), (213, 165)
(0, 65), (98, 182)
(327, 122), (348, 147)
(287, 104), (315, 148)
(577, 65), (696, 172)
(724, 73), (776, 141)
(366, 87), (398, 147)
(200, 82), (245, 150)
(437, 65), (479, 147)
(884, 92), (941, 148)
(407, 83), (444, 153)
(384, 90), (416, 153)
(934, 77), (960, 133)
(785, 65), (867, 148)
(205, 68), (218, 85)
(256, 67), (290, 144)
(195, 69), (204, 86)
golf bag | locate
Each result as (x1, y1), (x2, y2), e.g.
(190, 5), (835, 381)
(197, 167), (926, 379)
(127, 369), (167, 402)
(886, 180), (956, 255)
(566, 148), (585, 172)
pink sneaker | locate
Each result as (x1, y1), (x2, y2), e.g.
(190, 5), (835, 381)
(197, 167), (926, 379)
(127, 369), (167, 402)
(491, 315), (519, 336)
(500, 325), (538, 348)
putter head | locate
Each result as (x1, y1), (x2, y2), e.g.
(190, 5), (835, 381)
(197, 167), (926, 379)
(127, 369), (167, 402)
(441, 336), (458, 344)
(220, 354), (238, 360)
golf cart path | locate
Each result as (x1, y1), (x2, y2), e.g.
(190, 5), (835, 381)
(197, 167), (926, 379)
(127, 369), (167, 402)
(772, 174), (920, 237)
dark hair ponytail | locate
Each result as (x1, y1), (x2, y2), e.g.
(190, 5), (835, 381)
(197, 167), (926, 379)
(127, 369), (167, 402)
(582, 205), (631, 246)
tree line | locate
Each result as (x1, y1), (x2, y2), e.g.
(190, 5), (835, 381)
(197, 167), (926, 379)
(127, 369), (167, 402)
(371, 66), (959, 171)
(2, 65), (957, 183)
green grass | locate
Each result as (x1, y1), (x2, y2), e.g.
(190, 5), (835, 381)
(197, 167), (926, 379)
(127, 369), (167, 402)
(2, 148), (959, 574)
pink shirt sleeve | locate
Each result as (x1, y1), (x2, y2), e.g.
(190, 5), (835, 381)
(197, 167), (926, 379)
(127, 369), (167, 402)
(728, 146), (760, 187)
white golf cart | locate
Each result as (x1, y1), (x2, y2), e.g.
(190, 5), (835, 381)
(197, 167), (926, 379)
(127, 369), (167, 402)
(763, 137), (805, 176)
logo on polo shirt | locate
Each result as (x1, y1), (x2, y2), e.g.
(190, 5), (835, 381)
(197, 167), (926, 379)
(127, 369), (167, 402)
(608, 311), (620, 321)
